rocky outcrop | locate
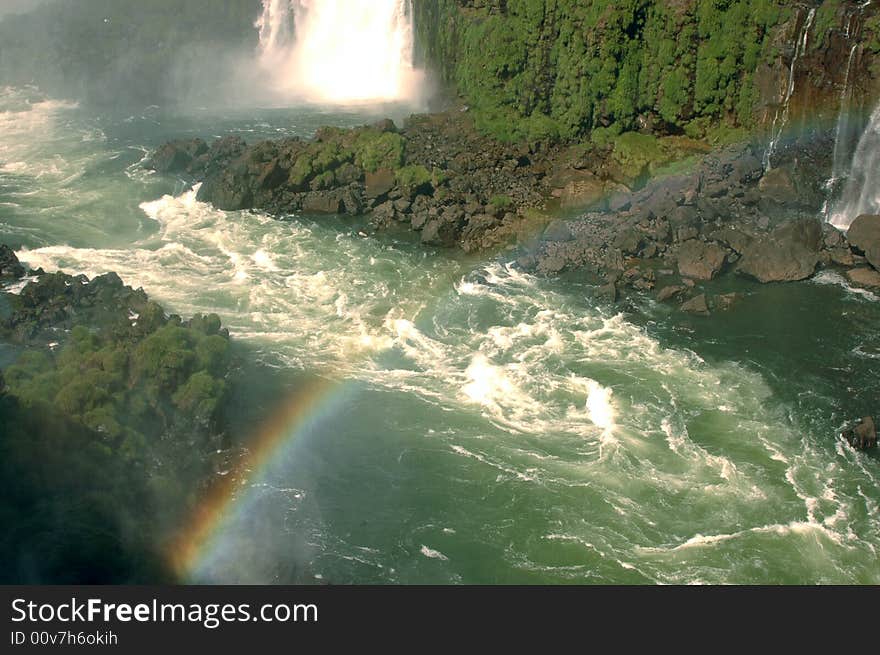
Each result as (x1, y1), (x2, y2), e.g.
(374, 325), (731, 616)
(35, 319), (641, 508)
(0, 245), (25, 281)
(847, 267), (880, 289)
(144, 138), (208, 174)
(841, 417), (877, 451)
(846, 214), (880, 271)
(147, 111), (555, 254)
(525, 142), (767, 274)
(737, 219), (823, 283)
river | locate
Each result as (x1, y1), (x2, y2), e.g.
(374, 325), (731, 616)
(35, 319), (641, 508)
(1, 85), (879, 584)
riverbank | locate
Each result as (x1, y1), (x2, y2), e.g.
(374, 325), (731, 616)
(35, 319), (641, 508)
(147, 106), (880, 317)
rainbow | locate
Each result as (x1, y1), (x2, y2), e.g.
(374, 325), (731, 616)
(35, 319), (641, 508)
(164, 116), (847, 581)
(167, 374), (350, 580)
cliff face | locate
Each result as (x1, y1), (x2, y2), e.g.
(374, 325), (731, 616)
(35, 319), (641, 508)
(412, 0), (880, 148)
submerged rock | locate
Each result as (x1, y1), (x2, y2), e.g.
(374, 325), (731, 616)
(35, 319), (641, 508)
(681, 293), (710, 316)
(841, 417), (877, 451)
(656, 285), (686, 302)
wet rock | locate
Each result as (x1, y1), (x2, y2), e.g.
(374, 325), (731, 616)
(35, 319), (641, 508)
(371, 201), (397, 226)
(757, 166), (799, 211)
(536, 253), (567, 275)
(421, 217), (461, 247)
(543, 220), (573, 243)
(614, 228), (643, 255)
(847, 267), (880, 289)
(0, 245), (25, 280)
(558, 174), (607, 211)
(622, 266), (655, 291)
(738, 218), (822, 283)
(841, 417), (877, 451)
(715, 292), (742, 311)
(595, 282), (618, 303)
(681, 293), (710, 316)
(364, 169), (396, 200)
(302, 193), (342, 214)
(676, 240), (727, 280)
(144, 138), (208, 173)
(709, 227), (753, 255)
(846, 214), (880, 271)
(657, 285), (686, 302)
(823, 224), (846, 249)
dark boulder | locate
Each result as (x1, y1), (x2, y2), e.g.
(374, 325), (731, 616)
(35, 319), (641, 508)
(847, 267), (880, 289)
(0, 245), (25, 280)
(421, 218), (460, 247)
(543, 220), (573, 243)
(846, 215), (880, 271)
(841, 417), (877, 451)
(738, 218), (822, 283)
(657, 285), (686, 302)
(595, 282), (618, 303)
(144, 138), (208, 174)
(715, 292), (742, 311)
(681, 293), (710, 316)
(302, 192), (343, 214)
(365, 169), (396, 200)
(676, 240), (727, 280)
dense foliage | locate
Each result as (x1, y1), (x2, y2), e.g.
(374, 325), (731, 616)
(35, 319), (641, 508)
(414, 0), (799, 141)
(0, 267), (234, 582)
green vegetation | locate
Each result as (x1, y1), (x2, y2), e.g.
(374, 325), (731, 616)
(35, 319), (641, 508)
(413, 0), (800, 142)
(489, 194), (513, 210)
(0, 270), (236, 582)
(395, 165), (434, 194)
(353, 131), (406, 172)
(6, 319), (230, 447)
(283, 126), (407, 192)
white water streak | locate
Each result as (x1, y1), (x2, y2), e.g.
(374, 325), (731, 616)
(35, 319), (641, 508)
(764, 8), (815, 170)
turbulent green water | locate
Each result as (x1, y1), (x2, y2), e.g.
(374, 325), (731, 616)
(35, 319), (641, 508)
(2, 86), (879, 584)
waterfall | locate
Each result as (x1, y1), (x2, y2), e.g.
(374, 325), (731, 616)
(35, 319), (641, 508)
(255, 0), (422, 105)
(764, 7), (816, 170)
(827, 100), (880, 229)
(828, 44), (859, 193)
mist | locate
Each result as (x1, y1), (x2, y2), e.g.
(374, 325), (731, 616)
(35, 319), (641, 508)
(0, 0), (265, 110)
(0, 0), (429, 115)
(0, 0), (56, 20)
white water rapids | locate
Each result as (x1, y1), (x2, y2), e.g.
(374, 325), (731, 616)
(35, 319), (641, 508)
(256, 0), (423, 104)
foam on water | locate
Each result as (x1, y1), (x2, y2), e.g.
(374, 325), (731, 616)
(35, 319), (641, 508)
(812, 270), (879, 302)
(3, 89), (880, 584)
(17, 187), (880, 582)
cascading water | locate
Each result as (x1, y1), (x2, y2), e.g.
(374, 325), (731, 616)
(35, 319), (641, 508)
(823, 0), (875, 226)
(827, 99), (880, 229)
(764, 7), (816, 170)
(255, 0), (422, 105)
(827, 44), (860, 195)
